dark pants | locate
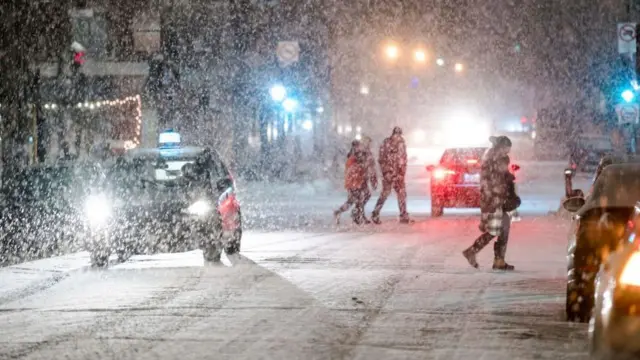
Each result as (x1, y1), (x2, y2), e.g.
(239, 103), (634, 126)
(468, 212), (511, 260)
(372, 172), (408, 218)
(337, 186), (368, 223)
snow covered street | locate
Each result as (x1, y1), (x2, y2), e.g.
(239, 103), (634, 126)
(0, 162), (591, 359)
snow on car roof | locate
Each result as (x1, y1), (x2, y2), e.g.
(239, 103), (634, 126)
(578, 163), (640, 215)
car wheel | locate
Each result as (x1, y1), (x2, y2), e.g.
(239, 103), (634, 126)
(90, 250), (110, 268)
(431, 197), (444, 217)
(566, 280), (593, 323)
(202, 225), (223, 263)
(225, 212), (243, 255)
(203, 242), (222, 263)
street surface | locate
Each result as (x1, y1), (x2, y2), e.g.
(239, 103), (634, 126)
(0, 161), (593, 359)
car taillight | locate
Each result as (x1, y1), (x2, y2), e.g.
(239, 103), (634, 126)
(433, 168), (455, 180)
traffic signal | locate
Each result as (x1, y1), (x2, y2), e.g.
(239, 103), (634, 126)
(622, 89), (635, 103)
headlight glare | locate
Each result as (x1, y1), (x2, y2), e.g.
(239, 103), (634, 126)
(85, 194), (111, 226)
(620, 252), (640, 286)
(187, 200), (211, 216)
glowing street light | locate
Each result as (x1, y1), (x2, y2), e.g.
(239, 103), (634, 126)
(360, 85), (370, 95)
(454, 63), (464, 72)
(283, 98), (298, 112)
(269, 84), (286, 102)
(436, 58), (445, 66)
(385, 44), (399, 60)
(622, 89), (635, 103)
(414, 49), (427, 63)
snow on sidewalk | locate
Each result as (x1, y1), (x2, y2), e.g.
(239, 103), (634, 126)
(0, 252), (92, 302)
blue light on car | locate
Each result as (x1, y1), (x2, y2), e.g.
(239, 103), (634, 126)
(159, 130), (181, 149)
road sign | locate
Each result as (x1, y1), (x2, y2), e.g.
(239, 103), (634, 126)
(618, 23), (637, 54)
(616, 103), (640, 124)
(277, 41), (300, 67)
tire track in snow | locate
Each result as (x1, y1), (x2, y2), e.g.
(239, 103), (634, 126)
(8, 232), (361, 359)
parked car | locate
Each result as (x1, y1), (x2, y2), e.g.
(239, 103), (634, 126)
(590, 210), (640, 358)
(562, 163), (640, 322)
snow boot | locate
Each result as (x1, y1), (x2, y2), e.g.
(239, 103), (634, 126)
(462, 248), (479, 269)
(399, 216), (414, 224)
(333, 210), (341, 225)
(492, 258), (515, 271)
(371, 213), (382, 225)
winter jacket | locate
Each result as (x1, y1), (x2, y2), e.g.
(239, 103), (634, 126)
(345, 151), (366, 190)
(378, 136), (407, 176)
(479, 150), (510, 234)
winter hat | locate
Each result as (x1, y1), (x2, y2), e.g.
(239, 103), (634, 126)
(489, 135), (512, 148)
(392, 126), (403, 136)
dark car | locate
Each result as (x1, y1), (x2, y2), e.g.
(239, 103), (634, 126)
(0, 161), (106, 264)
(90, 143), (242, 267)
(562, 163), (640, 322)
(426, 147), (519, 217)
(569, 135), (614, 174)
(590, 208), (640, 358)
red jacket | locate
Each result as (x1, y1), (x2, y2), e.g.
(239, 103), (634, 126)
(344, 153), (366, 190)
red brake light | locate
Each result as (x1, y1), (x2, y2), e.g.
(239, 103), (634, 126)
(433, 168), (455, 180)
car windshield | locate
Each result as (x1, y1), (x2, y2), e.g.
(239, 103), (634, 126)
(577, 137), (612, 151)
(109, 156), (198, 189)
(440, 148), (487, 165)
(580, 163), (640, 216)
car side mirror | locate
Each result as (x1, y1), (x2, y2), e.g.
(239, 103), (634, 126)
(510, 164), (520, 172)
(563, 196), (586, 213)
(216, 177), (233, 191)
(564, 168), (575, 178)
(426, 165), (435, 172)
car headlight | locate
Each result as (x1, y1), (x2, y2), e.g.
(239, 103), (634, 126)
(85, 194), (112, 227)
(620, 252), (640, 286)
(187, 200), (212, 216)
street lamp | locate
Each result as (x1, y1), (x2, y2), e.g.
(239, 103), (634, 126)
(269, 84), (286, 102)
(414, 49), (427, 63)
(384, 44), (399, 60)
(436, 58), (445, 66)
(360, 85), (370, 95)
(283, 98), (298, 112)
(622, 89), (635, 103)
(454, 63), (464, 72)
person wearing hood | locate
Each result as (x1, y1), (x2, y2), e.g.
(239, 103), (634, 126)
(334, 140), (369, 224)
(371, 127), (411, 224)
(462, 135), (519, 271)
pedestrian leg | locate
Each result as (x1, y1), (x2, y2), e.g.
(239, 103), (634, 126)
(462, 232), (495, 268)
(352, 189), (366, 224)
(394, 176), (409, 222)
(352, 185), (371, 222)
(334, 190), (357, 224)
(371, 173), (393, 223)
(493, 213), (514, 270)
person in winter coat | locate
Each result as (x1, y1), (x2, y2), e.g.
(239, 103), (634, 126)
(334, 140), (369, 224)
(355, 136), (378, 221)
(462, 135), (517, 271)
(371, 127), (411, 224)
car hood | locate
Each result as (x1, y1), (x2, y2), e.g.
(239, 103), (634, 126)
(578, 163), (640, 216)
